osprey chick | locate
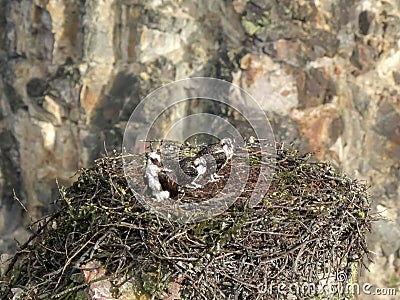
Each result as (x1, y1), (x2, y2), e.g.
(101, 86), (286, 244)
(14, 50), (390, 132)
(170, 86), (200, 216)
(144, 152), (178, 200)
(197, 138), (234, 182)
(178, 156), (207, 189)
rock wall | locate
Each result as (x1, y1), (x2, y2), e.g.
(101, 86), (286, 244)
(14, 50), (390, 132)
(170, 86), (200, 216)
(235, 0), (400, 296)
(0, 0), (244, 251)
(0, 0), (399, 297)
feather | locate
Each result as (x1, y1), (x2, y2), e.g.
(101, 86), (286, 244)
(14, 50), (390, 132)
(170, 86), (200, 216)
(144, 152), (177, 200)
(158, 169), (178, 198)
(176, 156), (207, 188)
(196, 138), (234, 182)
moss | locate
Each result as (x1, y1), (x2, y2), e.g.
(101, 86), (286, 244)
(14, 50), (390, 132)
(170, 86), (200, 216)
(0, 144), (375, 299)
(242, 19), (262, 35)
(389, 273), (399, 288)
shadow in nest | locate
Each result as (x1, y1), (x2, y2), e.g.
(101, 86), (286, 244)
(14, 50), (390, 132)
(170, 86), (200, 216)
(0, 144), (377, 300)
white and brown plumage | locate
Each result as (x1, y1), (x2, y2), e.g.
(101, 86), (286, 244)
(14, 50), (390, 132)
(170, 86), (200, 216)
(197, 138), (234, 182)
(178, 156), (207, 189)
(143, 138), (233, 197)
(144, 152), (178, 200)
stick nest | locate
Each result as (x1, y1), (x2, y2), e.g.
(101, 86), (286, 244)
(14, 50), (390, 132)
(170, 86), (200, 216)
(0, 145), (374, 299)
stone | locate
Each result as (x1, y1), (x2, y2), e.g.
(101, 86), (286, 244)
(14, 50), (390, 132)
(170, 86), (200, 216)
(26, 78), (48, 98)
(350, 43), (376, 71)
(308, 29), (339, 58)
(234, 53), (298, 115)
(296, 67), (335, 108)
(358, 10), (375, 35)
(290, 103), (341, 160)
(42, 95), (64, 125)
(0, 0), (400, 294)
(375, 101), (400, 143)
(232, 0), (248, 14)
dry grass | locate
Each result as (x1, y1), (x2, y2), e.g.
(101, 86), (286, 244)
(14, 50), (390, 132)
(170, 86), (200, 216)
(0, 143), (374, 299)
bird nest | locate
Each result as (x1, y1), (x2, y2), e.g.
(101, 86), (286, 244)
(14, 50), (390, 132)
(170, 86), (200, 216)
(0, 144), (374, 299)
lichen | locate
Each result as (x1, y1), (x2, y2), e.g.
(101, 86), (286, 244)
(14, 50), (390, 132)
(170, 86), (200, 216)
(0, 144), (375, 299)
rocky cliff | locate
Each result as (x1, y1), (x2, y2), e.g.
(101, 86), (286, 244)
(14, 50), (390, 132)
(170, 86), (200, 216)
(0, 0), (399, 298)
